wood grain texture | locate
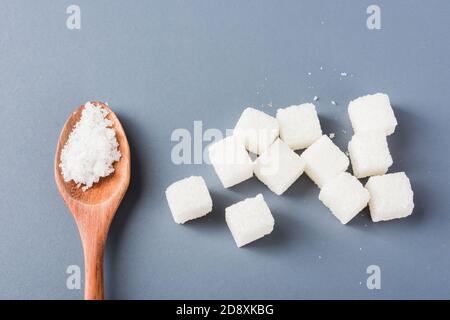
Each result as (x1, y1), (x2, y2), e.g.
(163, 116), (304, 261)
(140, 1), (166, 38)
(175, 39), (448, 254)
(54, 102), (130, 300)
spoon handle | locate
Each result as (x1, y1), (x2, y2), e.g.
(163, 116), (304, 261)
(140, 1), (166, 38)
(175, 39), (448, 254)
(81, 236), (105, 300)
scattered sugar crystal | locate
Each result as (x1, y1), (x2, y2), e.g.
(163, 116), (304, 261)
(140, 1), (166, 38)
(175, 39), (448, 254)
(276, 103), (322, 150)
(59, 102), (121, 191)
(208, 136), (254, 188)
(348, 93), (397, 135)
(340, 72), (348, 77)
(254, 139), (305, 195)
(319, 172), (370, 224)
(365, 172), (414, 222)
(225, 194), (274, 247)
(348, 132), (393, 178)
(308, 72), (312, 76)
(329, 133), (335, 139)
(234, 107), (279, 155)
(165, 176), (213, 224)
(301, 135), (349, 187)
(313, 96), (319, 101)
(331, 100), (337, 106)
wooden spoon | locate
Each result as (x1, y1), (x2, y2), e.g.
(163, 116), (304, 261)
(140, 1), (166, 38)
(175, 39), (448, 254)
(54, 101), (130, 300)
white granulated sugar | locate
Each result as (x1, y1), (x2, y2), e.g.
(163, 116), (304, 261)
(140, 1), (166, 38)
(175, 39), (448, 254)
(225, 194), (274, 247)
(348, 93), (397, 135)
(165, 176), (213, 224)
(301, 135), (349, 188)
(340, 72), (348, 77)
(313, 96), (319, 101)
(348, 132), (393, 178)
(331, 100), (337, 106)
(254, 139), (305, 195)
(308, 72), (312, 76)
(365, 172), (414, 222)
(318, 172), (370, 224)
(59, 102), (121, 191)
(234, 107), (279, 155)
(329, 133), (335, 139)
(276, 103), (322, 150)
(208, 136), (254, 188)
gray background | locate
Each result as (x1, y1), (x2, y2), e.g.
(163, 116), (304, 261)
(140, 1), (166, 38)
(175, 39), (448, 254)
(0, 0), (449, 299)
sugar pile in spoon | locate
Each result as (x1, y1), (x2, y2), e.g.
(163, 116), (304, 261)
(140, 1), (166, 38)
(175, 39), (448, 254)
(59, 102), (121, 191)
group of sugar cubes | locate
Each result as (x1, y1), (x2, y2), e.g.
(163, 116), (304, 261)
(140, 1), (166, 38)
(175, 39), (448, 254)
(165, 93), (414, 247)
(346, 93), (414, 222)
(165, 176), (274, 247)
(313, 93), (413, 224)
(211, 93), (412, 224)
(215, 104), (322, 194)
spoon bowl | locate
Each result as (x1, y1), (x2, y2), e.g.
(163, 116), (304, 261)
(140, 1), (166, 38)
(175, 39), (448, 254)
(55, 101), (130, 300)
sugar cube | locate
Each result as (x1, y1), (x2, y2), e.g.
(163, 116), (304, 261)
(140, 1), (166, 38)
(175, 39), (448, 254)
(234, 107), (279, 155)
(365, 172), (414, 222)
(319, 172), (370, 224)
(254, 139), (305, 195)
(276, 103), (322, 150)
(208, 136), (254, 188)
(348, 93), (397, 135)
(348, 132), (393, 178)
(225, 194), (274, 247)
(301, 135), (349, 187)
(165, 176), (213, 224)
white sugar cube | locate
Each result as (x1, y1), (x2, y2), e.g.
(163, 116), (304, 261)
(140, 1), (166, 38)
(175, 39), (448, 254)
(365, 172), (414, 222)
(301, 135), (349, 187)
(254, 139), (305, 195)
(208, 136), (254, 188)
(165, 176), (213, 224)
(348, 132), (393, 178)
(276, 103), (322, 150)
(234, 107), (279, 155)
(225, 194), (274, 247)
(319, 172), (370, 224)
(348, 93), (397, 135)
